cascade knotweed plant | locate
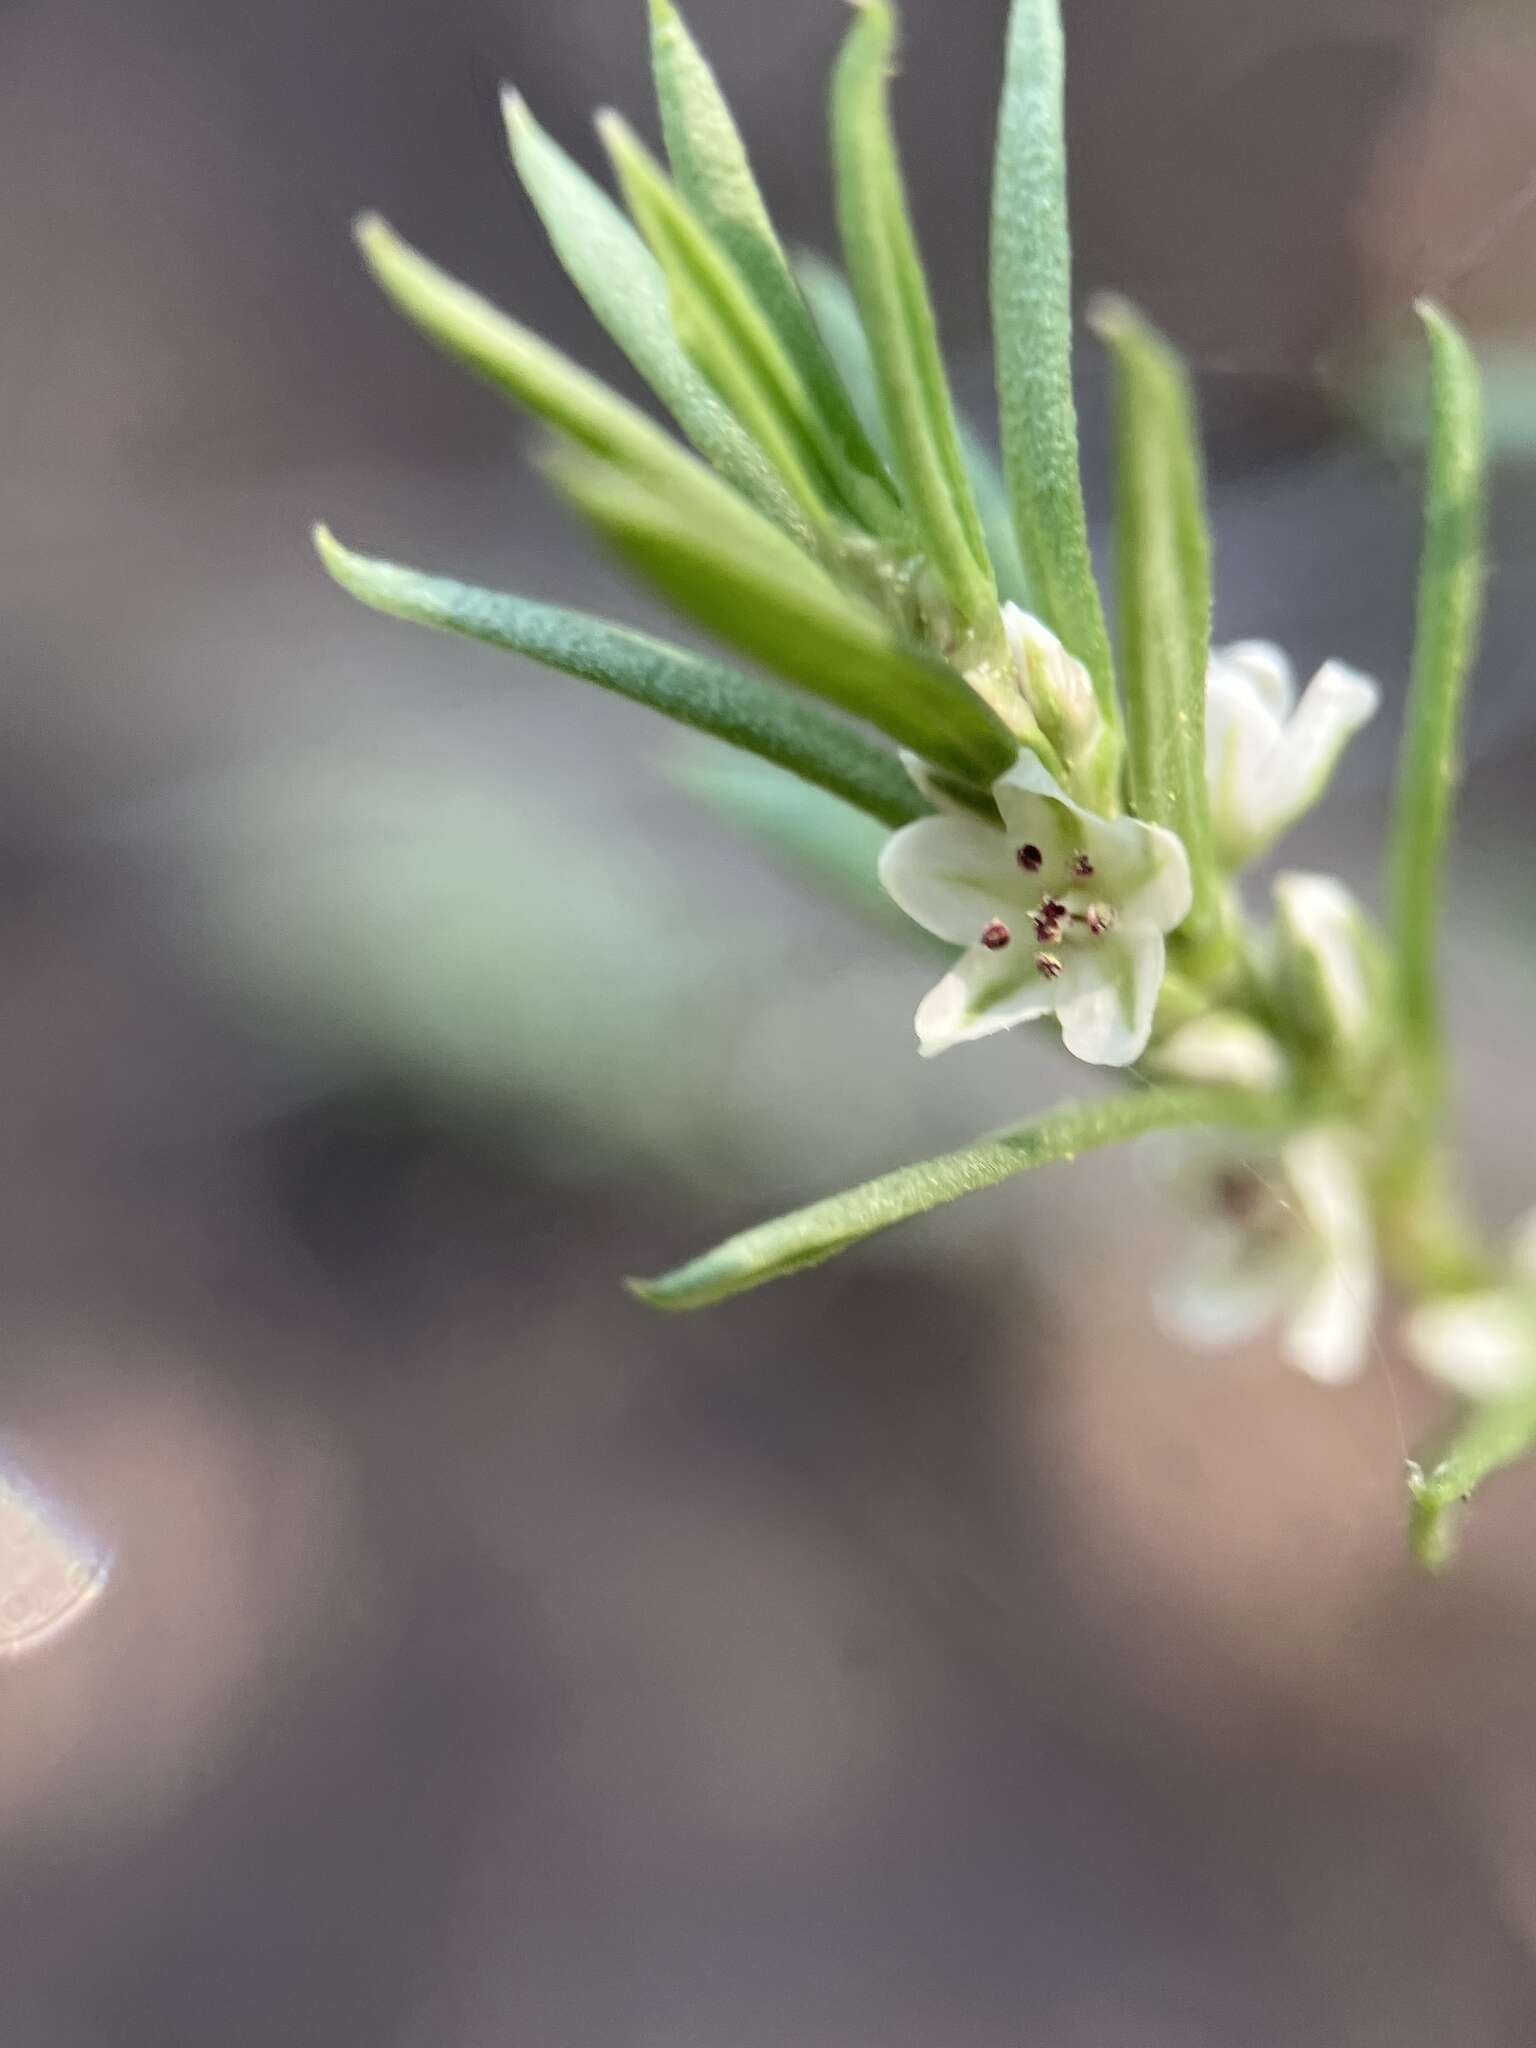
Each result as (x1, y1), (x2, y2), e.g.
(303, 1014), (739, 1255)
(316, 0), (1533, 1566)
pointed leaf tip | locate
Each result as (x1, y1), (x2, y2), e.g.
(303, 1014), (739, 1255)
(500, 85), (530, 136)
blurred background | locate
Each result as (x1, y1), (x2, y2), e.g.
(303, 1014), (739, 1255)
(5, 0), (1536, 2040)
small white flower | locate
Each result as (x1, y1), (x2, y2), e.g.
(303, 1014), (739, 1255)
(1206, 641), (1380, 866)
(1402, 1211), (1536, 1399)
(880, 752), (1192, 1065)
(1157, 1130), (1378, 1385)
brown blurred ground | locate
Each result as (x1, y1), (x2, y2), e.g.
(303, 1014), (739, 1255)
(5, 1), (1536, 2043)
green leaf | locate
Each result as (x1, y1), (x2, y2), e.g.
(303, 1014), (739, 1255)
(796, 251), (1033, 610)
(1386, 303), (1487, 1104)
(991, 0), (1116, 713)
(1094, 297), (1216, 926)
(314, 526), (929, 829)
(546, 450), (1018, 787)
(599, 113), (878, 536)
(354, 213), (726, 514)
(1408, 1385), (1536, 1570)
(647, 0), (893, 510)
(831, 0), (999, 636)
(502, 91), (804, 538)
(631, 1085), (1297, 1309)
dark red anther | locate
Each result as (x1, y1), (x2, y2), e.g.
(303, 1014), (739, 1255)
(1017, 844), (1043, 873)
(981, 920), (1012, 951)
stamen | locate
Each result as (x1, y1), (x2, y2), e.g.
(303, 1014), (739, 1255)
(1016, 843), (1043, 873)
(980, 920), (1012, 951)
(1071, 852), (1095, 879)
(1035, 952), (1063, 981)
(1078, 904), (1116, 937)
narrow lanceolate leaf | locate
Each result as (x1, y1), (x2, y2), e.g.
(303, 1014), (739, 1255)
(355, 214), (724, 514)
(647, 0), (893, 513)
(599, 114), (874, 536)
(631, 1085), (1297, 1309)
(546, 451), (1017, 787)
(1408, 1385), (1536, 1571)
(796, 252), (1033, 609)
(1095, 298), (1216, 927)
(1387, 302), (1488, 1103)
(832, 1), (999, 636)
(502, 91), (804, 538)
(992, 0), (1116, 713)
(314, 528), (928, 829)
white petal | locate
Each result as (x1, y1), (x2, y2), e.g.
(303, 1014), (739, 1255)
(1249, 660), (1380, 852)
(1402, 1292), (1536, 1399)
(1206, 654), (1288, 861)
(1103, 818), (1194, 934)
(1055, 926), (1165, 1067)
(1277, 1133), (1377, 1385)
(878, 815), (1021, 945)
(1157, 1225), (1299, 1349)
(1215, 641), (1295, 718)
(1152, 1013), (1290, 1091)
(912, 943), (1058, 1056)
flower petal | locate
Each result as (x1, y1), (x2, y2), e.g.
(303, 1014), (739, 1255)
(1206, 652), (1288, 862)
(1277, 1133), (1376, 1384)
(1249, 660), (1380, 852)
(912, 942), (1058, 1056)
(1402, 1292), (1536, 1399)
(878, 815), (1021, 945)
(1055, 925), (1165, 1067)
(1215, 641), (1295, 717)
(1157, 1222), (1299, 1348)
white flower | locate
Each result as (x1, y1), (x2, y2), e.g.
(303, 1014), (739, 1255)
(1206, 641), (1380, 866)
(1156, 1130), (1378, 1385)
(879, 751), (1192, 1065)
(1402, 1211), (1536, 1399)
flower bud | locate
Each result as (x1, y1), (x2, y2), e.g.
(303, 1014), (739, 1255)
(1001, 604), (1103, 766)
(1150, 1011), (1290, 1092)
(1271, 872), (1386, 1071)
